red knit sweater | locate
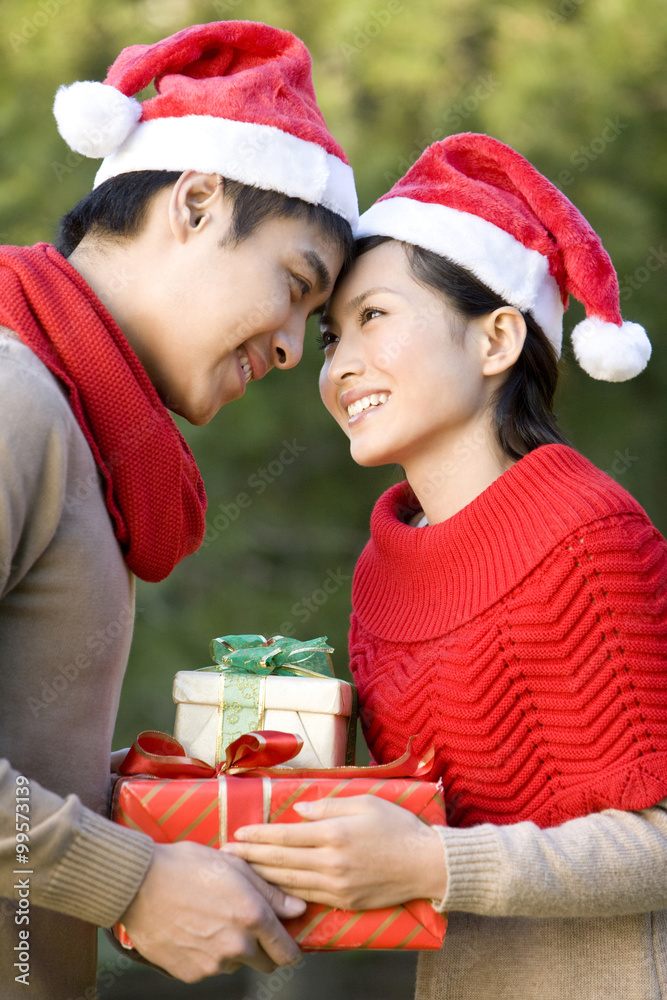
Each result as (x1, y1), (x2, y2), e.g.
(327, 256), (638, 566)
(349, 445), (667, 829)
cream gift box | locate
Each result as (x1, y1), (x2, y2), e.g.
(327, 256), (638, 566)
(173, 635), (356, 769)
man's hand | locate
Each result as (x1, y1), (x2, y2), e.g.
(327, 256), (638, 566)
(119, 841), (306, 982)
(110, 748), (130, 773)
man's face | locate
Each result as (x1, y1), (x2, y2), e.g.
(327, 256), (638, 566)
(130, 194), (345, 425)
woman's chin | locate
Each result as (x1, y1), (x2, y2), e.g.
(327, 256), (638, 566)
(349, 442), (397, 469)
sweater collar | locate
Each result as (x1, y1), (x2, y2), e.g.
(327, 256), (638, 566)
(352, 444), (644, 641)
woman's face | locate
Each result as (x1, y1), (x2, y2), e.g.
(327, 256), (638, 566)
(318, 240), (491, 472)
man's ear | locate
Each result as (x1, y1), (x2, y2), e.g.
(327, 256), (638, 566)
(167, 171), (225, 244)
(479, 306), (527, 377)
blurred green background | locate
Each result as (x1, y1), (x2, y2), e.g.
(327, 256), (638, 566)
(1, 0), (665, 994)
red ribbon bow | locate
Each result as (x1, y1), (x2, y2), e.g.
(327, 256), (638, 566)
(118, 730), (434, 780)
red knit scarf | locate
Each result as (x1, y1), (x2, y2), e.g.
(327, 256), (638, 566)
(0, 243), (207, 582)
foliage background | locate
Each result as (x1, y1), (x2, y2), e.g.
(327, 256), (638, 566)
(1, 0), (665, 994)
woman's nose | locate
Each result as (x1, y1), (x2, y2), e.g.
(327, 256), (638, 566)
(326, 336), (367, 384)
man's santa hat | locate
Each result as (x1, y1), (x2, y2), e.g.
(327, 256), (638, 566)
(52, 20), (358, 229)
(357, 133), (650, 381)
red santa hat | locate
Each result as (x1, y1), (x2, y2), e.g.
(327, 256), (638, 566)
(357, 133), (650, 381)
(52, 20), (358, 228)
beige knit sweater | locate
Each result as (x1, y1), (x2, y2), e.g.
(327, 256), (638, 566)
(418, 802), (667, 999)
(0, 333), (154, 999)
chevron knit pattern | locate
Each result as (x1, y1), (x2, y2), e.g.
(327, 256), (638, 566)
(350, 445), (667, 829)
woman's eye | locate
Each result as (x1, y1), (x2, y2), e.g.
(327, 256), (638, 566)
(316, 330), (337, 351)
(359, 306), (384, 325)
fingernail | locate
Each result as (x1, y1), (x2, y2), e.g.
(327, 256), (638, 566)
(293, 801), (313, 815)
(234, 828), (248, 840)
(284, 895), (307, 915)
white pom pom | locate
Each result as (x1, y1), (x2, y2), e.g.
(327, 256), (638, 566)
(571, 316), (652, 382)
(53, 81), (142, 158)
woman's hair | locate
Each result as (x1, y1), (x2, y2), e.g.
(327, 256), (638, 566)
(56, 170), (355, 266)
(355, 235), (570, 461)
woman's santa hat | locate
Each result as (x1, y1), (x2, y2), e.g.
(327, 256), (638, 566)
(52, 20), (358, 228)
(357, 133), (650, 381)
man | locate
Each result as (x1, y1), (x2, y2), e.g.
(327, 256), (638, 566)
(0, 20), (356, 998)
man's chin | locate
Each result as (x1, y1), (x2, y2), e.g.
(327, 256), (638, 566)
(165, 397), (208, 426)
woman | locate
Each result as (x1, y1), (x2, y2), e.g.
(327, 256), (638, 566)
(224, 134), (667, 1000)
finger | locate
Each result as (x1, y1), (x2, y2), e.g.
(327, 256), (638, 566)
(224, 841), (331, 874)
(251, 876), (346, 910)
(292, 794), (379, 820)
(207, 958), (245, 976)
(254, 915), (303, 968)
(239, 944), (280, 976)
(110, 747), (131, 772)
(247, 862), (331, 894)
(237, 860), (308, 918)
(232, 821), (332, 847)
(209, 901), (301, 972)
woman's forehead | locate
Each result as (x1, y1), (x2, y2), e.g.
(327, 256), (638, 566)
(325, 241), (408, 311)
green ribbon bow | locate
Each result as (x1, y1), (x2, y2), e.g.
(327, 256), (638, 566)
(197, 635), (335, 761)
(203, 634), (334, 679)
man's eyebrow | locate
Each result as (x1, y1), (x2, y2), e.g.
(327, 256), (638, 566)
(302, 250), (332, 294)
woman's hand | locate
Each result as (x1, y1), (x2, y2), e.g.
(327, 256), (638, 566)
(221, 795), (447, 910)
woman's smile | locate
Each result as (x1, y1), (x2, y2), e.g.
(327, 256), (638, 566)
(342, 389), (392, 423)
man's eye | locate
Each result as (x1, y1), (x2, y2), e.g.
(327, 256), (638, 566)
(292, 274), (311, 297)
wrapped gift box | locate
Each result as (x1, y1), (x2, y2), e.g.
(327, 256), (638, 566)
(113, 767), (447, 950)
(173, 635), (356, 769)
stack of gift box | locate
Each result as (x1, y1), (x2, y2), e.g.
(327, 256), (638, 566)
(112, 634), (447, 951)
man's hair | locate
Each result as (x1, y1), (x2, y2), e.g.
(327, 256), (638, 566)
(55, 170), (355, 265)
(355, 235), (570, 461)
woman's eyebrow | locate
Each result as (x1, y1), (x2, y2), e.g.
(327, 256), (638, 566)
(319, 285), (398, 325)
(344, 286), (395, 314)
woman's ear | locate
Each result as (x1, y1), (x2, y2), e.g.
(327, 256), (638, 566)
(479, 306), (527, 377)
(167, 171), (224, 244)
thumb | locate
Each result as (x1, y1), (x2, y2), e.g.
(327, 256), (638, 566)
(293, 793), (376, 820)
(241, 865), (307, 918)
(268, 889), (308, 920)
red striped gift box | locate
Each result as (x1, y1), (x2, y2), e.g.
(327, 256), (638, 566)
(112, 770), (447, 950)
